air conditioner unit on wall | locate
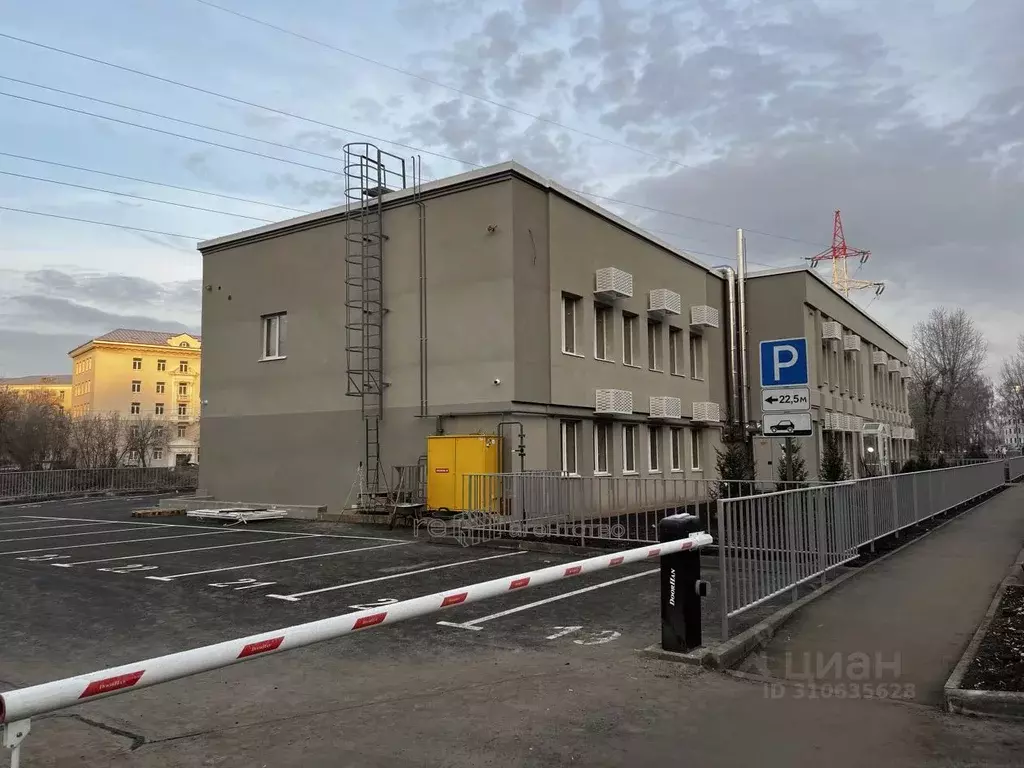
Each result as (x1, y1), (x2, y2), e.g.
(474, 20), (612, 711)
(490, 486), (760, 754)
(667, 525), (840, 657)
(595, 388), (634, 415)
(691, 401), (721, 423)
(843, 334), (862, 352)
(648, 289), (682, 318)
(650, 396), (682, 420)
(821, 412), (834, 431)
(594, 267), (633, 300)
(872, 351), (888, 367)
(888, 359), (901, 373)
(822, 321), (842, 341)
(689, 305), (720, 329)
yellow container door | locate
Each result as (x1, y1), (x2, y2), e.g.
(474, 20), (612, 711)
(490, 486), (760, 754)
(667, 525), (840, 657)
(426, 436), (458, 512)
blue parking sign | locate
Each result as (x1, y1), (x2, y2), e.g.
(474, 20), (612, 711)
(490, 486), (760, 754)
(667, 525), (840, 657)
(760, 338), (809, 387)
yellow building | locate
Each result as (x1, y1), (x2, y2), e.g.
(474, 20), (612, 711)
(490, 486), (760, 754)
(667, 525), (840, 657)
(0, 375), (72, 408)
(69, 329), (202, 467)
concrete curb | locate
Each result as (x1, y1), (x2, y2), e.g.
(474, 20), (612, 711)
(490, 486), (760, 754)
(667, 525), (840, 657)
(650, 485), (1007, 671)
(131, 508), (185, 518)
(943, 544), (1024, 720)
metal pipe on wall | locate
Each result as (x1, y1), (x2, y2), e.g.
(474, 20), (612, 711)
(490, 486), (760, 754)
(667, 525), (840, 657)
(715, 265), (739, 426)
(416, 155), (429, 418)
(736, 229), (750, 431)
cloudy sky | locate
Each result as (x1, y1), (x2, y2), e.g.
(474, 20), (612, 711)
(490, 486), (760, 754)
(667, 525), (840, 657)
(1, 0), (1021, 377)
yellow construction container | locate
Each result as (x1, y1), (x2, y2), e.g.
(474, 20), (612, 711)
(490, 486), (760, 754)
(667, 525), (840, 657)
(426, 434), (502, 513)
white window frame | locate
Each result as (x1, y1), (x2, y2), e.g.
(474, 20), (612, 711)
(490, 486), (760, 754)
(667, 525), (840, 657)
(155, 403), (164, 416)
(648, 426), (662, 473)
(560, 420), (579, 476)
(689, 333), (704, 380)
(561, 294), (580, 356)
(594, 422), (611, 475)
(178, 403), (188, 417)
(156, 382), (165, 394)
(670, 427), (683, 472)
(153, 448), (163, 461)
(130, 402), (140, 415)
(179, 360), (189, 373)
(669, 328), (684, 376)
(178, 382), (189, 397)
(132, 358), (142, 370)
(622, 312), (638, 367)
(594, 303), (612, 361)
(622, 424), (638, 474)
(690, 428), (702, 471)
(131, 380), (141, 393)
(177, 424), (187, 438)
(157, 359), (166, 372)
(648, 320), (662, 371)
(261, 312), (287, 361)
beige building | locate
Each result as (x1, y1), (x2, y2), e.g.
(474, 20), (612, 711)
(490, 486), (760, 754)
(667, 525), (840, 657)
(195, 149), (913, 510)
(69, 329), (202, 467)
(0, 375), (72, 408)
(744, 267), (913, 479)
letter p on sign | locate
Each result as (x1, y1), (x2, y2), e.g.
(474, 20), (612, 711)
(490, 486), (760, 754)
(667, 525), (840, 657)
(760, 338), (809, 387)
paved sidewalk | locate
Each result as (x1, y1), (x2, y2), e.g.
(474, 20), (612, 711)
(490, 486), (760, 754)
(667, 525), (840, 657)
(740, 483), (1024, 705)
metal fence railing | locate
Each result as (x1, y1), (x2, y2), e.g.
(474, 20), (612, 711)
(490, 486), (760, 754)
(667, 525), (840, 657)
(0, 466), (199, 504)
(716, 460), (1006, 639)
(459, 474), (822, 547)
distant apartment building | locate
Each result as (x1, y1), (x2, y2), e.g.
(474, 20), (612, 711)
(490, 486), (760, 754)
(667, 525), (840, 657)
(68, 329), (202, 467)
(0, 374), (72, 408)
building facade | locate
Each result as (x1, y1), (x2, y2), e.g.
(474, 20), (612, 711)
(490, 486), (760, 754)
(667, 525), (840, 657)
(197, 155), (914, 510)
(68, 329), (202, 467)
(745, 268), (914, 479)
(0, 375), (72, 408)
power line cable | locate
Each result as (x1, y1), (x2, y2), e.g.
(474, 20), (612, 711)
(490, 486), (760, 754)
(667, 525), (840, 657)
(187, 0), (691, 171)
(0, 151), (309, 213)
(0, 169), (276, 222)
(0, 32), (834, 251)
(0, 205), (201, 240)
(0, 90), (340, 175)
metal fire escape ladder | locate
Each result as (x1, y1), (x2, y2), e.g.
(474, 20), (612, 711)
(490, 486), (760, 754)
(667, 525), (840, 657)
(343, 143), (406, 506)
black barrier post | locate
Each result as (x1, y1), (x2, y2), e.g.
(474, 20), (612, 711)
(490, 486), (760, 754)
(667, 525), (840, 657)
(659, 513), (706, 652)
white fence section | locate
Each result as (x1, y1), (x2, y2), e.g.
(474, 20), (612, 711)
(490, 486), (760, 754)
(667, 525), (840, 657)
(716, 460), (1006, 639)
(0, 533), (713, 765)
(0, 467), (198, 503)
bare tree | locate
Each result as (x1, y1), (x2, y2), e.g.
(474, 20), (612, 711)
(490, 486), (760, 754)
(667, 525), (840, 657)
(1, 389), (70, 470)
(124, 416), (171, 468)
(68, 412), (130, 468)
(999, 333), (1024, 428)
(909, 308), (988, 455)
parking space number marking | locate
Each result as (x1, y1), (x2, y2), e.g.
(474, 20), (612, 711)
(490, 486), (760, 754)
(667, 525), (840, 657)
(348, 598), (398, 611)
(210, 578), (278, 591)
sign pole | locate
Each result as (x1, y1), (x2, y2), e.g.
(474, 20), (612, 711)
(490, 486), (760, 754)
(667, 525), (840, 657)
(785, 436), (795, 482)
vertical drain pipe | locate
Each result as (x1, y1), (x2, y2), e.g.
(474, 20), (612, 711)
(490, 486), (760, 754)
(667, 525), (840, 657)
(416, 155), (429, 418)
(715, 266), (739, 426)
(737, 229), (750, 433)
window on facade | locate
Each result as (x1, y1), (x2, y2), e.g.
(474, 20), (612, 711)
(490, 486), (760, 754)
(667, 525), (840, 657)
(623, 424), (638, 473)
(670, 428), (683, 471)
(130, 402), (140, 415)
(560, 294), (580, 355)
(622, 313), (638, 366)
(178, 382), (188, 397)
(560, 420), (579, 475)
(261, 312), (287, 360)
(594, 303), (612, 361)
(177, 424), (187, 438)
(594, 422), (611, 475)
(178, 404), (188, 417)
(155, 403), (164, 416)
(153, 449), (163, 460)
(648, 320), (662, 371)
(132, 358), (142, 370)
(131, 380), (141, 393)
(179, 360), (189, 373)
(690, 429), (703, 471)
(689, 334), (704, 379)
(669, 328), (684, 375)
(157, 359), (166, 372)
(156, 382), (165, 394)
(648, 426), (662, 472)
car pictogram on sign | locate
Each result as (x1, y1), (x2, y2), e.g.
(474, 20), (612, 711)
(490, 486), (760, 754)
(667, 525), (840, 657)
(769, 420), (796, 434)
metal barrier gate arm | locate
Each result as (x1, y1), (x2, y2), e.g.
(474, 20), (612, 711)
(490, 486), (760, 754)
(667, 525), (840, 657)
(0, 532), (712, 765)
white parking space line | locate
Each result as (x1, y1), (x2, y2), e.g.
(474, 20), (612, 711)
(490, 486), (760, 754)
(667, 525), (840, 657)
(0, 521), (133, 534)
(146, 541), (414, 581)
(0, 518), (51, 528)
(0, 526), (162, 544)
(266, 551), (529, 602)
(52, 536), (304, 567)
(436, 569), (658, 631)
(20, 515), (405, 542)
(0, 531), (229, 556)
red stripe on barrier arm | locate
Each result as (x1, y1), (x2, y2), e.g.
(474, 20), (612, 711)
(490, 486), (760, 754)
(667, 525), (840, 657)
(564, 566), (582, 576)
(79, 671), (144, 699)
(509, 577), (530, 590)
(609, 556), (624, 566)
(353, 612), (387, 630)
(441, 593), (468, 607)
(237, 637), (284, 659)
(647, 548), (661, 558)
